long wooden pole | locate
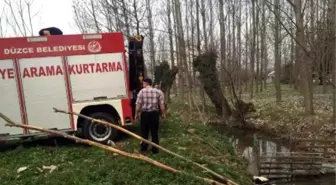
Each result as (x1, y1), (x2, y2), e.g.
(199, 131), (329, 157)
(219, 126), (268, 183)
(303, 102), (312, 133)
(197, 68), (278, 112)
(0, 112), (225, 185)
(53, 108), (239, 185)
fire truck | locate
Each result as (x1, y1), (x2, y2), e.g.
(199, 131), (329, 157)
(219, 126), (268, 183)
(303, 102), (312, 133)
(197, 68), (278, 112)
(0, 32), (145, 144)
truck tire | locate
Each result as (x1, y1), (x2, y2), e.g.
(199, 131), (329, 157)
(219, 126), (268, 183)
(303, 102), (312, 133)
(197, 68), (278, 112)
(82, 112), (119, 144)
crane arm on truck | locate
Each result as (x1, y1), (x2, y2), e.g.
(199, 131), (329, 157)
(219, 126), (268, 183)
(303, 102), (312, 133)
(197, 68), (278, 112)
(127, 35), (145, 119)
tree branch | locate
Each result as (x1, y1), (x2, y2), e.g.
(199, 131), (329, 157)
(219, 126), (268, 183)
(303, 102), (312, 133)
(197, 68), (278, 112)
(52, 108), (238, 185)
(285, 0), (295, 7)
(265, 0), (310, 56)
(0, 112), (226, 185)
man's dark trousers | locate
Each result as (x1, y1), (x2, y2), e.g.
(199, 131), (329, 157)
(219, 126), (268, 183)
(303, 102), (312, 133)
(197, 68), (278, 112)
(140, 111), (160, 153)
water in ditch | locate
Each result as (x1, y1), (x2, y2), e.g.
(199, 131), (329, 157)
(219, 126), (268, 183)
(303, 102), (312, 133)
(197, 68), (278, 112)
(214, 125), (335, 185)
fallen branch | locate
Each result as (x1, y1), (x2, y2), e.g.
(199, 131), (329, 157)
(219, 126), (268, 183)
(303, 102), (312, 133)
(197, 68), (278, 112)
(0, 112), (225, 185)
(53, 108), (239, 185)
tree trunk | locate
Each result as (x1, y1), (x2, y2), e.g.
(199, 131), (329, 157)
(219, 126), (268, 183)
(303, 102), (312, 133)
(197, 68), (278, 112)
(146, 0), (156, 78)
(90, 0), (101, 32)
(185, 0), (194, 110)
(255, 0), (260, 94)
(201, 0), (208, 51)
(209, 0), (214, 50)
(232, 0), (236, 91)
(274, 0), (281, 102)
(199, 0), (206, 111)
(190, 0), (196, 92)
(294, 0), (314, 115)
(290, 18), (295, 88)
(237, 0), (242, 94)
(260, 0), (266, 92)
(174, 0), (189, 108)
(328, 0), (336, 120)
(132, 0), (140, 35)
(193, 52), (232, 118)
(172, 0), (185, 103)
(121, 0), (130, 36)
(166, 0), (174, 103)
(196, 0), (201, 55)
(219, 0), (226, 90)
(245, 7), (249, 92)
(322, 1), (328, 94)
(250, 0), (256, 99)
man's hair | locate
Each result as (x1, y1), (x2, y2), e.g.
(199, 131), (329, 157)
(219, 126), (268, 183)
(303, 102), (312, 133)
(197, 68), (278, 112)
(39, 27), (63, 36)
(143, 78), (153, 85)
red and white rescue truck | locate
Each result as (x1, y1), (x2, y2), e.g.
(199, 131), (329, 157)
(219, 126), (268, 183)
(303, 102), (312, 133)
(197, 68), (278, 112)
(0, 33), (145, 144)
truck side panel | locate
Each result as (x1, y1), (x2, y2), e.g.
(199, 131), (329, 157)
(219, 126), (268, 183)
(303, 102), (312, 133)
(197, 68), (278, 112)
(67, 53), (127, 102)
(0, 33), (133, 140)
(19, 56), (71, 133)
(0, 59), (24, 135)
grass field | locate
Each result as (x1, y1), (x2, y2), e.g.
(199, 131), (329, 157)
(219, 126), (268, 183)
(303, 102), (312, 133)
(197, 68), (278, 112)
(0, 111), (252, 185)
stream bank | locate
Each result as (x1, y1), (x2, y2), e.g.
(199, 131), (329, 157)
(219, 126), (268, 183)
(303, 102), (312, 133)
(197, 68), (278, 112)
(240, 86), (335, 142)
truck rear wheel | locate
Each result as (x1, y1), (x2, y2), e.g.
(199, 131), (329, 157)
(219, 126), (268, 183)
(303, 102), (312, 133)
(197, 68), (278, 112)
(82, 112), (119, 144)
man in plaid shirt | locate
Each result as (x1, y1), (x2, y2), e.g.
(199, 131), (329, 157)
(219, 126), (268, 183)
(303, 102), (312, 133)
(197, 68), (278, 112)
(135, 78), (166, 154)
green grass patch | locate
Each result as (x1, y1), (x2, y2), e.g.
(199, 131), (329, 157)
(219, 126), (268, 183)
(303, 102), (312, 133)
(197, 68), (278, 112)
(0, 112), (252, 185)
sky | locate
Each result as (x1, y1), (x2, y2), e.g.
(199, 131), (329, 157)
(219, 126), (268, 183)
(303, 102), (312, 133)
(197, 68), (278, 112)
(36, 0), (75, 34)
(0, 0), (78, 36)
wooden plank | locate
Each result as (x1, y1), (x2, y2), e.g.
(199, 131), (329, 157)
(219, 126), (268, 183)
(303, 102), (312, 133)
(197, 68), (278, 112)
(260, 159), (323, 163)
(260, 152), (324, 155)
(260, 160), (318, 163)
(261, 152), (325, 157)
(260, 156), (323, 159)
(259, 166), (321, 170)
(260, 172), (320, 176)
(326, 158), (336, 162)
(292, 139), (336, 143)
(260, 170), (321, 174)
(294, 145), (335, 149)
(292, 150), (336, 156)
(260, 161), (322, 165)
(259, 171), (321, 175)
(262, 175), (291, 179)
(260, 167), (322, 171)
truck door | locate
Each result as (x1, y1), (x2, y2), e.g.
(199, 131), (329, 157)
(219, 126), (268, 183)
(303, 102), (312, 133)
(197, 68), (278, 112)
(19, 56), (71, 133)
(0, 59), (24, 136)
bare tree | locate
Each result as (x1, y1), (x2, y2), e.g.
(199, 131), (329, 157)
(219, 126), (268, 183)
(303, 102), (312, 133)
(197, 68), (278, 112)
(3, 0), (40, 37)
(265, 0), (315, 114)
(0, 7), (5, 37)
(219, 0), (226, 88)
(260, 0), (267, 91)
(196, 0), (206, 112)
(328, 0), (336, 120)
(274, 0), (282, 102)
(293, 0), (314, 114)
(69, 0), (333, 121)
(72, 0), (147, 35)
(250, 0), (256, 99)
(146, 0), (156, 78)
(208, 0), (214, 50)
(173, 0), (194, 110)
(201, 0), (208, 51)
